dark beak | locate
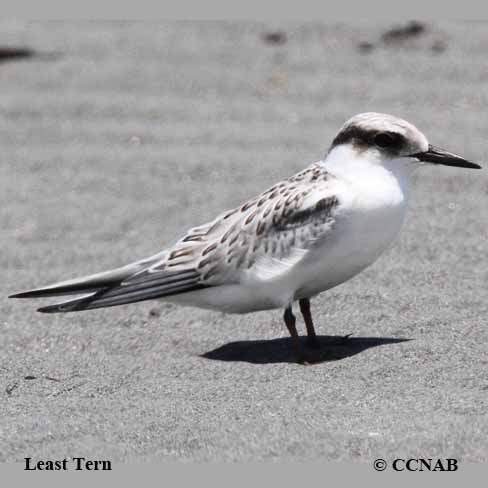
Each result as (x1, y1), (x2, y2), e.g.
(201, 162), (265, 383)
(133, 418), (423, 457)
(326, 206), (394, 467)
(412, 144), (481, 169)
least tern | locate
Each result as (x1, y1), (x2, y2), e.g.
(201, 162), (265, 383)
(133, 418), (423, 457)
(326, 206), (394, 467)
(10, 113), (481, 363)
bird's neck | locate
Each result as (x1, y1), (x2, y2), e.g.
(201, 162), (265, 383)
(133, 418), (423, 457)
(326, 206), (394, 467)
(321, 144), (412, 202)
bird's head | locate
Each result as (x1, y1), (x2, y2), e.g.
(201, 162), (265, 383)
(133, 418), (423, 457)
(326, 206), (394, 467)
(328, 112), (481, 170)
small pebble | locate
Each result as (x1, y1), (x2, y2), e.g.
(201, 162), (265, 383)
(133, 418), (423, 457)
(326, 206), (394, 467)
(149, 308), (161, 318)
(262, 31), (287, 46)
(0, 46), (35, 62)
(381, 21), (427, 44)
(358, 41), (375, 54)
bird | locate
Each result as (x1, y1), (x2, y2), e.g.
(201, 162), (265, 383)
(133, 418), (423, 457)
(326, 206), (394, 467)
(10, 113), (481, 363)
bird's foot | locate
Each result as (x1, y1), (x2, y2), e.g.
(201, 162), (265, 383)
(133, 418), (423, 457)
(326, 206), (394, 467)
(293, 348), (311, 365)
(296, 355), (311, 366)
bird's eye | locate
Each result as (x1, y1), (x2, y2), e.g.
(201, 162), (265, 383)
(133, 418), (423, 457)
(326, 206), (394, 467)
(374, 132), (398, 148)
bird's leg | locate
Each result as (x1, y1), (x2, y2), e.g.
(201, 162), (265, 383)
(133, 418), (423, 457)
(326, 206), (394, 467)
(283, 306), (305, 364)
(299, 298), (319, 348)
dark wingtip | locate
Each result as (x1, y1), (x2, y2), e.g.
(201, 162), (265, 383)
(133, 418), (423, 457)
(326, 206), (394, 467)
(9, 291), (34, 299)
(37, 304), (60, 313)
(9, 288), (56, 299)
(37, 293), (98, 313)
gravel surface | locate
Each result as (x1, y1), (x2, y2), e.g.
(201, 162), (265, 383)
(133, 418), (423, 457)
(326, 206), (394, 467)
(1, 21), (487, 462)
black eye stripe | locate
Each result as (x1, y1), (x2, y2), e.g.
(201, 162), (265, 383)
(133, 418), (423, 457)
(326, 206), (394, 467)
(331, 126), (405, 150)
(374, 132), (401, 148)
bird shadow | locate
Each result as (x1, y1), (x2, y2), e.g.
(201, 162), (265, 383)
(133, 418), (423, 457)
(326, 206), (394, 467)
(201, 335), (411, 365)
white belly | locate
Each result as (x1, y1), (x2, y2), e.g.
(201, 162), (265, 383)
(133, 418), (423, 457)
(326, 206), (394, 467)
(293, 196), (407, 299)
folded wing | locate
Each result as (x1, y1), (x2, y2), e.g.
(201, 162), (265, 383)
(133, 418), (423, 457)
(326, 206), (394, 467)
(9, 162), (341, 313)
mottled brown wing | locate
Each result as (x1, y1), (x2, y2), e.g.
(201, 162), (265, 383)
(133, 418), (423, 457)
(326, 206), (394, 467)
(143, 163), (340, 286)
(24, 164), (340, 312)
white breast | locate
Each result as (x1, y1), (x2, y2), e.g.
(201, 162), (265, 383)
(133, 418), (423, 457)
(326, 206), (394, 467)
(292, 150), (411, 300)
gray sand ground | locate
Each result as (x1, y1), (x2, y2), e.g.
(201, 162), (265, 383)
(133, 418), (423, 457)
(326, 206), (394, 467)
(1, 21), (487, 463)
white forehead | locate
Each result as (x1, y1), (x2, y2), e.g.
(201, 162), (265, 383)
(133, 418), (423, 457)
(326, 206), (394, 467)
(343, 112), (417, 134)
(344, 112), (415, 131)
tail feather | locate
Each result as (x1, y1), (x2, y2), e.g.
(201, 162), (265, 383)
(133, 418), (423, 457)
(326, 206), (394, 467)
(9, 251), (167, 300)
(9, 265), (137, 299)
(9, 251), (210, 313)
(37, 293), (100, 313)
(37, 278), (207, 313)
